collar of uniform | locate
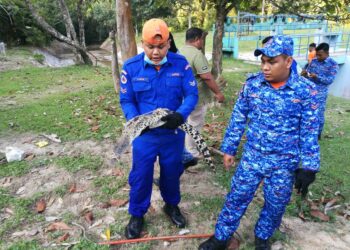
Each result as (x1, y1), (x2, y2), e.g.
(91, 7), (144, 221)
(183, 44), (199, 50)
(259, 71), (298, 90)
(323, 57), (331, 63)
(142, 53), (171, 68)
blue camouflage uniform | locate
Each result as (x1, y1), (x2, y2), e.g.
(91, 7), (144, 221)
(214, 36), (320, 241)
(119, 51), (198, 217)
(306, 57), (339, 136)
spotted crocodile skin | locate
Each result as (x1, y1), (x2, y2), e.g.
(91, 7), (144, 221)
(114, 108), (215, 170)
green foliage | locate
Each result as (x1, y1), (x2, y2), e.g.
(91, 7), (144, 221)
(33, 53), (44, 64)
(0, 0), (51, 46)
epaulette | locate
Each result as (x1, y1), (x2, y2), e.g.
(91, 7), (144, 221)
(123, 53), (143, 66)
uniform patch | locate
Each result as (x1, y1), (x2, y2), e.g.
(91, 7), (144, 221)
(171, 72), (181, 77)
(121, 87), (127, 94)
(121, 75), (127, 84)
(311, 104), (318, 110)
(202, 66), (208, 71)
(189, 81), (196, 86)
(292, 99), (301, 103)
(122, 70), (127, 75)
(185, 64), (191, 70)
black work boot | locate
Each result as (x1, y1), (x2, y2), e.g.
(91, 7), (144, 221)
(184, 157), (198, 170)
(163, 203), (186, 228)
(198, 236), (228, 250)
(125, 216), (144, 239)
(255, 236), (271, 250)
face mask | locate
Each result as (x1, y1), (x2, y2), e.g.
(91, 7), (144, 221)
(144, 55), (167, 66)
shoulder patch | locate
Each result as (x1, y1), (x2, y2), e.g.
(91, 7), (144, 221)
(185, 64), (191, 70)
(120, 87), (127, 94)
(189, 80), (196, 86)
(121, 75), (127, 84)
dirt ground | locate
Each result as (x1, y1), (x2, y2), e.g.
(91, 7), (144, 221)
(1, 132), (349, 250)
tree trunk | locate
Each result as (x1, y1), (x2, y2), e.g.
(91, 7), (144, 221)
(116, 0), (137, 61)
(188, 6), (192, 28)
(211, 4), (225, 78)
(25, 0), (92, 65)
(110, 30), (120, 94)
(77, 0), (86, 48)
(211, 1), (236, 78)
(56, 0), (78, 41)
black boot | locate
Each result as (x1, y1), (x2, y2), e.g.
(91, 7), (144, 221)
(184, 157), (198, 169)
(198, 236), (228, 250)
(163, 203), (186, 228)
(125, 216), (144, 239)
(255, 236), (271, 250)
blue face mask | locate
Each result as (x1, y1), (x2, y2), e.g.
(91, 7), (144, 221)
(144, 54), (167, 66)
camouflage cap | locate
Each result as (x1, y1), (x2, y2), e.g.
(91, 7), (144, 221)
(254, 35), (294, 57)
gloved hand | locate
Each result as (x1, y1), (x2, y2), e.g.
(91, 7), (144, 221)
(140, 126), (150, 136)
(160, 112), (183, 129)
(295, 169), (316, 197)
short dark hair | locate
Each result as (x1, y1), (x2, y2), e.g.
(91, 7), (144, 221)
(262, 36), (273, 45)
(186, 27), (204, 42)
(168, 32), (178, 53)
(316, 43), (329, 52)
(309, 43), (316, 48)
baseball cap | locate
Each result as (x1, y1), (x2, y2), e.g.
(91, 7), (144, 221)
(254, 35), (294, 57)
(142, 18), (169, 45)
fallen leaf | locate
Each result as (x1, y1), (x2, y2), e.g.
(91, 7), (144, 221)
(310, 209), (330, 222)
(36, 199), (46, 213)
(99, 202), (111, 209)
(109, 199), (128, 207)
(69, 183), (76, 193)
(324, 198), (338, 209)
(111, 168), (124, 177)
(91, 125), (100, 132)
(4, 207), (14, 215)
(57, 232), (69, 242)
(227, 237), (240, 250)
(105, 227), (111, 241)
(35, 140), (49, 148)
(46, 222), (72, 232)
(24, 153), (35, 161)
(84, 211), (94, 225)
(149, 205), (156, 214)
(298, 211), (306, 221)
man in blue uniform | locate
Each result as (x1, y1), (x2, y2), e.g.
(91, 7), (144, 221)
(199, 36), (320, 250)
(119, 18), (198, 239)
(301, 42), (339, 139)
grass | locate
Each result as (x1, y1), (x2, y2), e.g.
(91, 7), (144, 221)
(0, 82), (124, 141)
(55, 155), (103, 173)
(0, 158), (50, 177)
(0, 65), (111, 98)
(0, 188), (42, 240)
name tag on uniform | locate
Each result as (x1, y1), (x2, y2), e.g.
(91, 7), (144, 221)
(133, 77), (149, 82)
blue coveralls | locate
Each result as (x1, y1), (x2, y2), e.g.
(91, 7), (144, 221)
(306, 57), (339, 136)
(119, 52), (198, 217)
(215, 72), (320, 240)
